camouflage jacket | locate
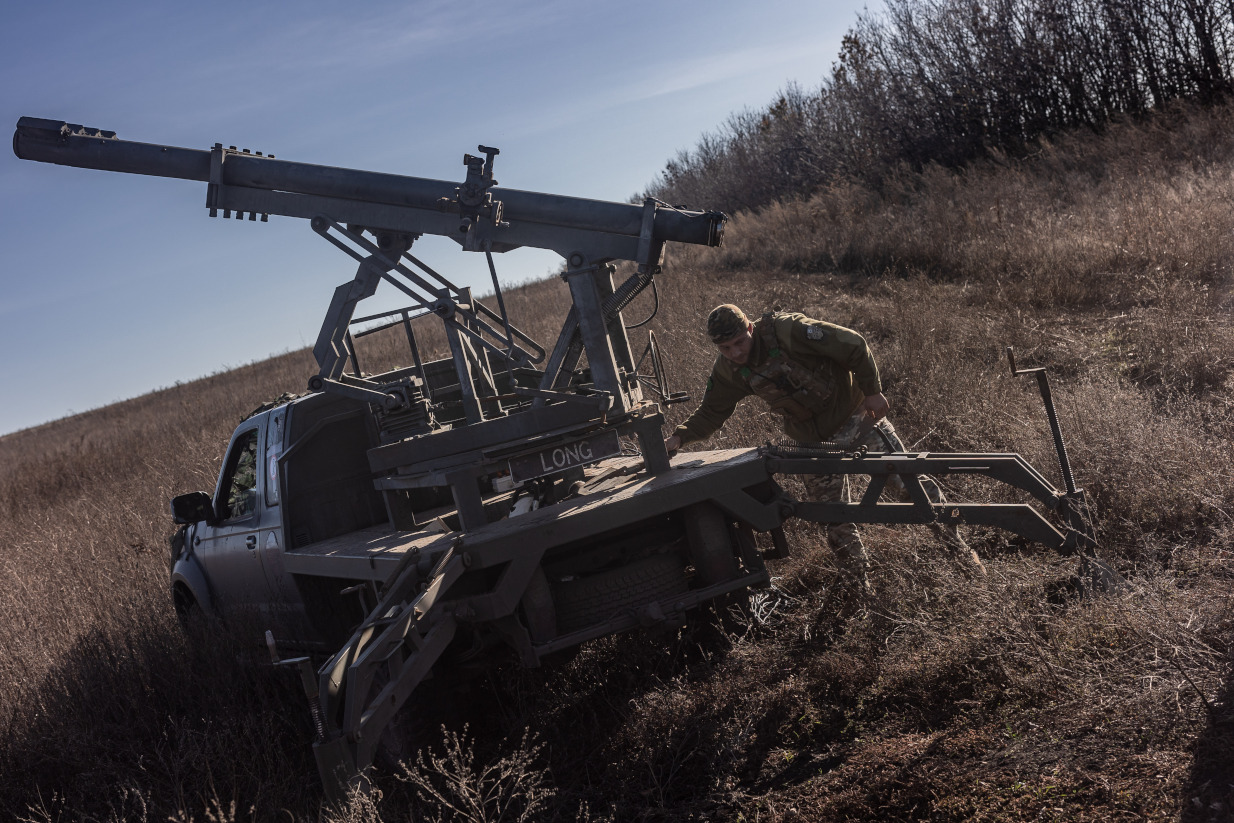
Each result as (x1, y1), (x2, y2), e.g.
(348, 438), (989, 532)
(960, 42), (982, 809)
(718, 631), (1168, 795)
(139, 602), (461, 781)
(672, 312), (882, 445)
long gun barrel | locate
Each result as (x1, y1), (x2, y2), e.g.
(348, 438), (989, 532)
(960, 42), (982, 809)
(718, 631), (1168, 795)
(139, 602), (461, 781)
(13, 117), (724, 262)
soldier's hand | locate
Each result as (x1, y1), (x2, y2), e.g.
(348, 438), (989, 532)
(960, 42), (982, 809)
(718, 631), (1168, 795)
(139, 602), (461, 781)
(664, 434), (682, 454)
(860, 392), (890, 421)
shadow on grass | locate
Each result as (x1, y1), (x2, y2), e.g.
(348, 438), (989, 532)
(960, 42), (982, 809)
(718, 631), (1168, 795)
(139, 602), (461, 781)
(0, 618), (320, 821)
(1182, 658), (1234, 822)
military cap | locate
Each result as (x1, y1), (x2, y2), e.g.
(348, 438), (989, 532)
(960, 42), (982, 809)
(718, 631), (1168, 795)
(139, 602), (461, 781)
(706, 304), (749, 342)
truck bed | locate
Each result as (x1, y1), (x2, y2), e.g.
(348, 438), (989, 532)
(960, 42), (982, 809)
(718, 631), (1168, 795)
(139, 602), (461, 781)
(281, 448), (767, 582)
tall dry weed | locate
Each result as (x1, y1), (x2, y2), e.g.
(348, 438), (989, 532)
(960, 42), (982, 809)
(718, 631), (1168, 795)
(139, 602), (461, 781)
(712, 101), (1234, 314)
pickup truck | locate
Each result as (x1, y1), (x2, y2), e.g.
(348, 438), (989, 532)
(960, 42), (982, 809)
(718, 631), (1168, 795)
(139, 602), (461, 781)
(166, 351), (795, 793)
(168, 379), (771, 656)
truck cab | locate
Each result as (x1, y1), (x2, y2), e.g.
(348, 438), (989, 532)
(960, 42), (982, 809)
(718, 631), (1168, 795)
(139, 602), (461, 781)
(170, 390), (396, 646)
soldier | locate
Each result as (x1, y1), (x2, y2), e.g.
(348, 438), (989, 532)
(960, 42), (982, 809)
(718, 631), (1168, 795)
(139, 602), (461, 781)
(664, 304), (984, 604)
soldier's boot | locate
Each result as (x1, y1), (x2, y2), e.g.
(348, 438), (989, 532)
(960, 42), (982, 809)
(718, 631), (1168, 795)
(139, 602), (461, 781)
(828, 524), (873, 619)
(931, 523), (986, 578)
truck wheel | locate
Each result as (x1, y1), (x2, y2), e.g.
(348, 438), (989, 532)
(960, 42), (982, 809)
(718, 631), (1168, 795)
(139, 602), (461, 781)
(552, 552), (688, 633)
(173, 584), (209, 637)
(682, 503), (740, 588)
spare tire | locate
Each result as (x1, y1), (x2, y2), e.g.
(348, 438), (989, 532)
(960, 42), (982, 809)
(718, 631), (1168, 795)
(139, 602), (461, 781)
(552, 552), (688, 633)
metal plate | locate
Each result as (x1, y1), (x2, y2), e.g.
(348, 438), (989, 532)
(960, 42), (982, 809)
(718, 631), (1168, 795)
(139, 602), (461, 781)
(509, 429), (621, 483)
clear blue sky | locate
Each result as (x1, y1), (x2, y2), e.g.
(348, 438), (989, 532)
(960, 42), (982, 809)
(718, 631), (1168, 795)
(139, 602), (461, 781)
(0, 0), (873, 436)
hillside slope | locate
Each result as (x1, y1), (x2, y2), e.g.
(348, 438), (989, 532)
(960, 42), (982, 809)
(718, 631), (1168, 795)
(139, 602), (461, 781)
(1, 103), (1231, 822)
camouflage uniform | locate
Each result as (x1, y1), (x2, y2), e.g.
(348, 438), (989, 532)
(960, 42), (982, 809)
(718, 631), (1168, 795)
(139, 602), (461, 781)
(673, 309), (880, 448)
(226, 436), (259, 519)
(673, 306), (981, 595)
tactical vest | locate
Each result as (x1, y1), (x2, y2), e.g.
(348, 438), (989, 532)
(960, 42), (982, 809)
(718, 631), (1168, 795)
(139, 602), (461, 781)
(737, 313), (836, 422)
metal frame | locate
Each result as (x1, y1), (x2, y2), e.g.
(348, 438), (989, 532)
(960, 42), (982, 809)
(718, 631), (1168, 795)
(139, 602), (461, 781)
(286, 437), (1105, 797)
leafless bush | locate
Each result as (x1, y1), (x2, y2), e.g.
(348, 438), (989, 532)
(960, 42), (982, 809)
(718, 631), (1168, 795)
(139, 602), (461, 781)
(649, 0), (1234, 213)
(399, 726), (554, 823)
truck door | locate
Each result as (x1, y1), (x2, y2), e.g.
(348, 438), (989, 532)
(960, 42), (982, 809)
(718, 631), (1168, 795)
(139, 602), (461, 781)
(253, 406), (311, 633)
(195, 420), (275, 616)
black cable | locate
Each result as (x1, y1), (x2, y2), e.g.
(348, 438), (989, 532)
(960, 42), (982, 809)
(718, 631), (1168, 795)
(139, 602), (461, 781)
(624, 278), (660, 329)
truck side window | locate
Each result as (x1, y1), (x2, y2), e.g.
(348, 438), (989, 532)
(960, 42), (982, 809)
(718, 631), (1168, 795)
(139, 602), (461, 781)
(222, 429), (260, 520)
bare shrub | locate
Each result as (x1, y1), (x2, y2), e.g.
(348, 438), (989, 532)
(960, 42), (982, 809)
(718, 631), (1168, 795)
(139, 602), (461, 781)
(650, 0), (1234, 214)
(399, 726), (553, 823)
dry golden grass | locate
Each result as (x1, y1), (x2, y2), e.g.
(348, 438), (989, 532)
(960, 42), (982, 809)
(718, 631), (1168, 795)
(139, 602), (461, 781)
(2, 102), (1232, 822)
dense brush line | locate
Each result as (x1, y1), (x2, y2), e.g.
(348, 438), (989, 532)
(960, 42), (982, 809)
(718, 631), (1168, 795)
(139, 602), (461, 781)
(648, 0), (1234, 212)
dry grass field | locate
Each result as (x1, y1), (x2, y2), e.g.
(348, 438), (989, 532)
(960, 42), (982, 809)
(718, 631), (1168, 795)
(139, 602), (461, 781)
(1, 101), (1232, 822)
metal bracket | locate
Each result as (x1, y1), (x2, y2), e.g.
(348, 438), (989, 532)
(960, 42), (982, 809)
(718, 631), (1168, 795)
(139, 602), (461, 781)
(635, 330), (690, 406)
(1007, 346), (1076, 495)
(635, 198), (664, 271)
(207, 143), (269, 221)
(512, 386), (613, 411)
(266, 630), (325, 741)
(307, 375), (404, 410)
(207, 143), (225, 218)
(456, 145), (509, 252)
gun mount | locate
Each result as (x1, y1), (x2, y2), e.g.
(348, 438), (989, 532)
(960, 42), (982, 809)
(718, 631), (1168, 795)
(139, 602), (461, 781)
(14, 116), (722, 448)
(15, 117), (1120, 799)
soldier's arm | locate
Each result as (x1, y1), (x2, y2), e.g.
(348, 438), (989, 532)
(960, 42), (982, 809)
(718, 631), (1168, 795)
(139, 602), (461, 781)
(859, 391), (889, 419)
(789, 317), (883, 397)
(670, 365), (748, 448)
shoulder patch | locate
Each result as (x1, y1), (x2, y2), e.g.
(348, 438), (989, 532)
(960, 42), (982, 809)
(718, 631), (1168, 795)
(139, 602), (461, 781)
(806, 325), (827, 341)
(705, 378), (714, 392)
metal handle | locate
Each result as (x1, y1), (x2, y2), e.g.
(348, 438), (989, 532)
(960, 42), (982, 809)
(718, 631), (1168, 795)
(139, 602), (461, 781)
(246, 534), (257, 550)
(1006, 347), (1076, 495)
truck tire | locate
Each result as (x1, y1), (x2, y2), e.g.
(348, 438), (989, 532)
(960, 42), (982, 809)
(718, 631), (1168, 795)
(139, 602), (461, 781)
(173, 584), (211, 637)
(552, 552), (688, 633)
(682, 502), (740, 588)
